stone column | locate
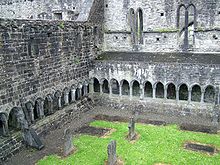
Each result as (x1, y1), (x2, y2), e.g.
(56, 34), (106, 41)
(129, 84), (132, 99)
(70, 89), (76, 102)
(176, 89), (179, 102)
(201, 90), (205, 103)
(84, 85), (88, 95)
(164, 87), (167, 99)
(188, 89), (192, 103)
(100, 83), (103, 94)
(153, 87), (156, 99)
(89, 82), (94, 94)
(119, 85), (122, 97)
(109, 83), (112, 96)
(58, 96), (62, 109)
(0, 114), (9, 136)
(140, 84), (144, 100)
(36, 99), (44, 119)
(29, 106), (34, 123)
(64, 91), (69, 106)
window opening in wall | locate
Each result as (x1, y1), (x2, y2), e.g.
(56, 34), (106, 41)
(132, 81), (140, 96)
(102, 79), (109, 94)
(75, 88), (81, 100)
(106, 4), (108, 8)
(204, 85), (215, 103)
(167, 83), (176, 99)
(94, 78), (100, 92)
(122, 80), (130, 95)
(177, 4), (196, 51)
(156, 37), (160, 41)
(54, 13), (62, 20)
(179, 84), (188, 100)
(191, 85), (201, 102)
(160, 13), (164, 16)
(213, 34), (218, 40)
(144, 81), (153, 98)
(129, 8), (136, 44)
(156, 82), (164, 98)
(137, 8), (143, 44)
(111, 79), (119, 95)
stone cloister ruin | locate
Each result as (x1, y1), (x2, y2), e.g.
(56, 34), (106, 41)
(0, 0), (220, 163)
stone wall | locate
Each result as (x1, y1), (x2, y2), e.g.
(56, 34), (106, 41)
(0, 18), (97, 117)
(90, 58), (220, 104)
(0, 97), (93, 162)
(103, 0), (220, 52)
(0, 0), (83, 20)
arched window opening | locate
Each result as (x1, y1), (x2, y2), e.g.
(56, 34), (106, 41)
(44, 95), (54, 116)
(191, 85), (201, 102)
(122, 80), (130, 95)
(156, 82), (164, 98)
(75, 88), (81, 100)
(54, 91), (61, 111)
(8, 108), (24, 131)
(0, 113), (8, 137)
(179, 84), (188, 100)
(177, 4), (196, 50)
(129, 8), (135, 44)
(167, 83), (176, 99)
(94, 78), (100, 92)
(204, 85), (215, 103)
(144, 82), (153, 98)
(111, 79), (119, 95)
(102, 79), (109, 94)
(132, 81), (140, 97)
(187, 5), (196, 47)
(137, 8), (143, 44)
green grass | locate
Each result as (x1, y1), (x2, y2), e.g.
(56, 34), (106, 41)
(37, 121), (220, 165)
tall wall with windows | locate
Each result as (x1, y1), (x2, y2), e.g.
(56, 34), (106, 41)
(103, 0), (220, 52)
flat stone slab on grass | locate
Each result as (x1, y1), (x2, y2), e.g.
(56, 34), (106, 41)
(76, 126), (110, 137)
(180, 123), (217, 134)
(94, 115), (166, 126)
(184, 142), (219, 155)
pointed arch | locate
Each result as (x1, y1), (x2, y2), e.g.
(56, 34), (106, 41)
(167, 83), (176, 99)
(93, 78), (100, 92)
(110, 79), (119, 95)
(102, 79), (109, 94)
(156, 82), (164, 98)
(191, 85), (201, 102)
(204, 85), (215, 103)
(144, 81), (153, 98)
(179, 84), (188, 101)
(132, 80), (140, 96)
(121, 80), (130, 95)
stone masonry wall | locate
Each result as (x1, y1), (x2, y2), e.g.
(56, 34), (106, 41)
(103, 0), (220, 52)
(0, 0), (83, 20)
(0, 19), (97, 116)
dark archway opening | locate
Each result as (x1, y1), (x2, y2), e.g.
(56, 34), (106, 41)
(167, 83), (176, 99)
(94, 78), (100, 92)
(102, 79), (109, 94)
(191, 85), (201, 102)
(179, 84), (188, 101)
(122, 80), (130, 95)
(204, 86), (215, 103)
(132, 81), (140, 97)
(144, 81), (153, 98)
(156, 82), (164, 98)
(111, 79), (119, 95)
(44, 95), (53, 116)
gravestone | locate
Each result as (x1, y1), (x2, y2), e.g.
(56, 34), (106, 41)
(107, 140), (117, 165)
(64, 128), (74, 156)
(21, 119), (44, 150)
(128, 117), (136, 140)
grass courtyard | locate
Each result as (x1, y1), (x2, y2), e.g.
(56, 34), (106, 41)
(38, 120), (220, 165)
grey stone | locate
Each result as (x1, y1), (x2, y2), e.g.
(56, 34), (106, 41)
(128, 117), (136, 140)
(63, 128), (74, 156)
(107, 140), (117, 165)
